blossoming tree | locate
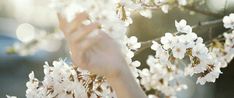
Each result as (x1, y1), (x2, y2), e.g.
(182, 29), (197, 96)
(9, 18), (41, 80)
(5, 0), (234, 98)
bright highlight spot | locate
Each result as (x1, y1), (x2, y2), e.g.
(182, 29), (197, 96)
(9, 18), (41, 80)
(16, 23), (35, 43)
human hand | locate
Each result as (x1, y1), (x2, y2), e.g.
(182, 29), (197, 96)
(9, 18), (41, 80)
(57, 12), (128, 78)
(57, 12), (147, 98)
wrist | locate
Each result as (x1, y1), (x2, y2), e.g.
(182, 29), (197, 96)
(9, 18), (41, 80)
(106, 65), (128, 82)
(105, 64), (147, 98)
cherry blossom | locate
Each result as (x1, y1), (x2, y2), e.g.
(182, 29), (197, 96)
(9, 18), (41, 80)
(196, 61), (222, 85)
(4, 0), (234, 97)
(25, 59), (116, 98)
(175, 19), (192, 33)
(172, 42), (187, 59)
(161, 5), (169, 13)
(160, 33), (175, 50)
(126, 36), (141, 50)
(139, 9), (152, 18)
(223, 13), (234, 29)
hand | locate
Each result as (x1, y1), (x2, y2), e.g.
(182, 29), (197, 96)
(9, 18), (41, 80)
(57, 12), (127, 78)
(57, 12), (147, 98)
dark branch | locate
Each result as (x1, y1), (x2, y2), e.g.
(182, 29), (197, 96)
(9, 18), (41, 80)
(192, 19), (223, 28)
(182, 5), (223, 18)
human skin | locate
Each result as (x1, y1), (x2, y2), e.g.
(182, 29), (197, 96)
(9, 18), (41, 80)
(57, 12), (147, 98)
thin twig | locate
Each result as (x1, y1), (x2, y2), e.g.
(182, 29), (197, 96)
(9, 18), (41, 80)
(204, 29), (232, 45)
(192, 19), (223, 28)
(135, 38), (160, 55)
(208, 27), (213, 41)
(182, 5), (223, 18)
(223, 0), (228, 15)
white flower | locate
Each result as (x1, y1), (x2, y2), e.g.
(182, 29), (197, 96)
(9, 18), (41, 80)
(192, 43), (209, 59)
(116, 3), (133, 26)
(172, 42), (186, 59)
(175, 19), (192, 33)
(28, 71), (35, 80)
(150, 41), (170, 64)
(139, 68), (152, 90)
(197, 67), (222, 85)
(210, 48), (228, 68)
(151, 41), (161, 51)
(196, 37), (204, 44)
(161, 33), (175, 50)
(146, 55), (158, 67)
(182, 32), (197, 48)
(223, 13), (234, 29)
(130, 60), (141, 78)
(161, 5), (169, 13)
(126, 36), (141, 50)
(154, 0), (169, 13)
(131, 60), (141, 67)
(139, 9), (152, 18)
(196, 61), (222, 85)
(126, 49), (135, 58)
(158, 51), (170, 65)
(184, 60), (207, 76)
(224, 31), (234, 55)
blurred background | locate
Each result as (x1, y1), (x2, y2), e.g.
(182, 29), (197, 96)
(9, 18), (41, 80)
(0, 0), (234, 98)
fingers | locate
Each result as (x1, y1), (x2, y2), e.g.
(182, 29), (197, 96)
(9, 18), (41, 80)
(69, 23), (99, 43)
(57, 13), (68, 34)
(68, 12), (89, 34)
(57, 12), (89, 38)
(69, 22), (100, 68)
(57, 12), (102, 69)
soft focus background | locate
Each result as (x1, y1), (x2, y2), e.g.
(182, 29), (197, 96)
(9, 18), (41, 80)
(0, 0), (234, 98)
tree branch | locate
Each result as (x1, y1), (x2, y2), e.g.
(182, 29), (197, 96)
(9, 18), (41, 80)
(192, 18), (223, 28)
(135, 38), (160, 55)
(134, 18), (223, 55)
(182, 5), (223, 18)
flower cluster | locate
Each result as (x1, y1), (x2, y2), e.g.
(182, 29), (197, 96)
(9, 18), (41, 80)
(115, 0), (190, 25)
(123, 36), (142, 81)
(51, 0), (128, 38)
(139, 20), (195, 97)
(25, 59), (116, 98)
(223, 13), (234, 29)
(138, 18), (234, 97)
(195, 14), (234, 84)
(140, 55), (187, 97)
